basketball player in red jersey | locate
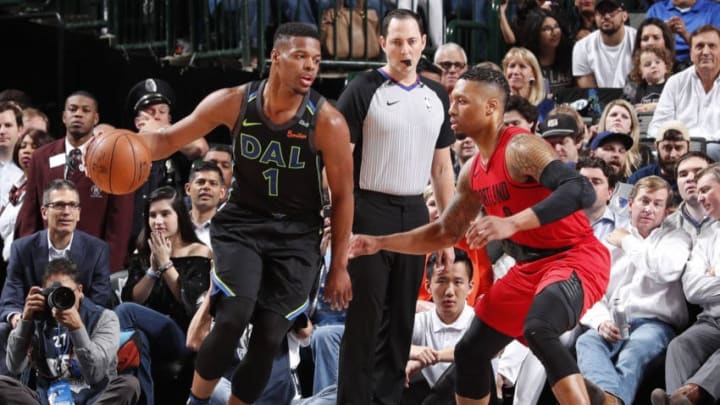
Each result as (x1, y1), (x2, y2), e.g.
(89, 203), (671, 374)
(349, 66), (611, 405)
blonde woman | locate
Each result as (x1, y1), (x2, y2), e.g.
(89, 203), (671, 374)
(596, 99), (643, 178)
(502, 47), (545, 106)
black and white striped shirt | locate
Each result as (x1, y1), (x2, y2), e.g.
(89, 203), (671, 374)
(337, 69), (454, 196)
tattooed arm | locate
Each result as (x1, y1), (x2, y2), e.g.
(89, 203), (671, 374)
(348, 160), (484, 257)
(466, 134), (594, 248)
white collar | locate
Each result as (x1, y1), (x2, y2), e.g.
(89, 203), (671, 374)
(64, 137), (89, 156)
(47, 231), (75, 257)
(429, 304), (473, 333)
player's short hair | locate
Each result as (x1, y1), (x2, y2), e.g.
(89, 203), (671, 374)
(273, 22), (320, 45)
(460, 66), (511, 108)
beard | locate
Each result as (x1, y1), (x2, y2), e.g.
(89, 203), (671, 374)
(599, 25), (620, 36)
(659, 158), (677, 176)
(68, 127), (91, 140)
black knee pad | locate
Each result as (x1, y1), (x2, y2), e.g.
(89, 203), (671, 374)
(524, 316), (579, 384)
(230, 310), (293, 403)
(213, 296), (254, 335)
(195, 296), (255, 380)
(523, 273), (584, 384)
(454, 319), (510, 400)
(523, 316), (558, 352)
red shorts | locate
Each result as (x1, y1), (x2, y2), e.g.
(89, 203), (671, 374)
(475, 235), (610, 341)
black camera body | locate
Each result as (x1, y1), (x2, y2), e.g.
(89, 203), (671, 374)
(42, 282), (75, 311)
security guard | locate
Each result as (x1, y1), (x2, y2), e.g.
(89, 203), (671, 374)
(126, 78), (208, 252)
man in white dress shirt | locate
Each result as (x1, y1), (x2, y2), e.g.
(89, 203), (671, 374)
(403, 248), (475, 404)
(0, 102), (23, 211)
(651, 164), (720, 405)
(576, 176), (692, 405)
(649, 25), (720, 160)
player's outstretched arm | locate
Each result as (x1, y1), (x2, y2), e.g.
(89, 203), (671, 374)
(142, 86), (245, 160)
(314, 103), (354, 310)
(349, 160), (483, 257)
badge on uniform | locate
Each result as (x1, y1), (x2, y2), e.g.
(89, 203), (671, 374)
(47, 380), (75, 405)
(89, 185), (104, 198)
(49, 153), (66, 169)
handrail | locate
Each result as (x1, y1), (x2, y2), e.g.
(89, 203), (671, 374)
(9, 0), (507, 73)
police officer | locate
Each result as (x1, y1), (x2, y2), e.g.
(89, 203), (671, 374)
(126, 78), (208, 253)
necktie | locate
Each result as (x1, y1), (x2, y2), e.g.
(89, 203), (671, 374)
(67, 148), (82, 179)
(8, 184), (24, 206)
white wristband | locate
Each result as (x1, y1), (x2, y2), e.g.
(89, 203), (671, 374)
(146, 268), (161, 279)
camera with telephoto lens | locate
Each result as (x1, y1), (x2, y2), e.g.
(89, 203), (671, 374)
(42, 282), (75, 311)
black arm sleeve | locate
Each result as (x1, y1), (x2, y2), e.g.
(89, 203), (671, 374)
(531, 160), (596, 225)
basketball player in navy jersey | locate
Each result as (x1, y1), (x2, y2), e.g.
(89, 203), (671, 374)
(139, 23), (354, 405)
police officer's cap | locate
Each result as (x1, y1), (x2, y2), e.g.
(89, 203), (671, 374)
(127, 78), (175, 114)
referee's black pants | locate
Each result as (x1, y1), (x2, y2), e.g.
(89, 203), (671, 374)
(338, 190), (428, 405)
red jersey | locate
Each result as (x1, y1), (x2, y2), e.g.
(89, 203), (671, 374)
(469, 126), (594, 251)
(469, 126), (610, 339)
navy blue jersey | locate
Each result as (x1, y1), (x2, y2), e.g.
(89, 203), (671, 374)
(229, 80), (326, 217)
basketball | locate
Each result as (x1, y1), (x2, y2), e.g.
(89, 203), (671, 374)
(85, 129), (152, 195)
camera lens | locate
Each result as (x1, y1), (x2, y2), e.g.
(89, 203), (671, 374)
(47, 286), (75, 310)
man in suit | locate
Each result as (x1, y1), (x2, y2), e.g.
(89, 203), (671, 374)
(15, 91), (134, 272)
(0, 178), (112, 375)
(1, 178), (112, 319)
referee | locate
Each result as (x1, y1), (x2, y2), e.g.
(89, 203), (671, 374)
(335, 9), (456, 405)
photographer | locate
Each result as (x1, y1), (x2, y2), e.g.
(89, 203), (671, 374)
(0, 258), (139, 405)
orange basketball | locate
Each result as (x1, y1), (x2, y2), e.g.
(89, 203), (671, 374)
(85, 129), (152, 195)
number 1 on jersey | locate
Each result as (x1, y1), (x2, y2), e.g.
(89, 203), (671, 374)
(262, 168), (279, 196)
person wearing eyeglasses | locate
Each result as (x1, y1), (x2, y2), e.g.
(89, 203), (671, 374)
(15, 91), (134, 273)
(519, 9), (574, 94)
(434, 42), (469, 94)
(0, 179), (113, 375)
(572, 0), (636, 88)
